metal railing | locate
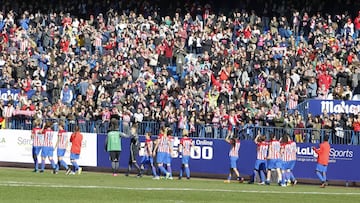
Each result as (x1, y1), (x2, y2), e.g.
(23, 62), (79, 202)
(3, 117), (360, 145)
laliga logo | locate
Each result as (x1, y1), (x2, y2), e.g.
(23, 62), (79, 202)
(297, 146), (354, 159)
(297, 147), (317, 157)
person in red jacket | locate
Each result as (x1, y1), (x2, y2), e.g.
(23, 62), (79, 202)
(69, 126), (83, 175)
(317, 70), (332, 91)
(352, 116), (360, 145)
(312, 134), (330, 188)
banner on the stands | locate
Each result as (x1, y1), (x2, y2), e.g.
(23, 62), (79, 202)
(308, 99), (360, 116)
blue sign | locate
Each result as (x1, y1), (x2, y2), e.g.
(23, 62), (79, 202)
(0, 88), (36, 105)
(295, 143), (358, 181)
(308, 99), (360, 116)
(97, 135), (360, 181)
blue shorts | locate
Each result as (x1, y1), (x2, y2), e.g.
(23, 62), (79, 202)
(254, 159), (267, 170)
(288, 160), (296, 170)
(281, 161), (289, 170)
(182, 155), (190, 165)
(57, 148), (66, 157)
(267, 159), (281, 169)
(164, 153), (172, 164)
(316, 164), (328, 173)
(32, 146), (42, 157)
(140, 156), (154, 165)
(41, 147), (54, 157)
(70, 153), (80, 160)
(230, 156), (238, 169)
(156, 152), (167, 164)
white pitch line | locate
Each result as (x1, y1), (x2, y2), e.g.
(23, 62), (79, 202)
(0, 181), (359, 196)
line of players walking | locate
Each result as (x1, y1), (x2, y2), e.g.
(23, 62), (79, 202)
(31, 120), (83, 175)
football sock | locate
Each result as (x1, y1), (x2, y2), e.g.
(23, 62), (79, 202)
(179, 165), (184, 177)
(50, 160), (56, 169)
(34, 157), (38, 170)
(60, 160), (68, 170)
(316, 171), (325, 182)
(185, 166), (190, 178)
(158, 165), (168, 175)
(151, 165), (157, 177)
(72, 162), (79, 172)
(111, 161), (116, 173)
(41, 160), (45, 170)
(166, 165), (172, 177)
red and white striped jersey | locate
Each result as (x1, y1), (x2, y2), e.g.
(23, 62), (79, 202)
(43, 129), (55, 147)
(166, 135), (174, 154)
(144, 138), (154, 156)
(157, 134), (169, 153)
(287, 94), (298, 110)
(281, 142), (292, 162)
(19, 39), (29, 52)
(290, 141), (297, 161)
(256, 142), (268, 160)
(229, 139), (240, 157)
(94, 34), (102, 47)
(268, 140), (281, 159)
(31, 127), (43, 147)
(57, 130), (68, 149)
(180, 137), (193, 156)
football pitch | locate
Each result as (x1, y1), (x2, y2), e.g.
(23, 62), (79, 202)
(0, 168), (359, 203)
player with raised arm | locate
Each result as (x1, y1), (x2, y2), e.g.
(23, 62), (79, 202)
(55, 122), (71, 175)
(178, 129), (194, 180)
(249, 133), (268, 184)
(153, 126), (171, 179)
(265, 134), (282, 185)
(40, 121), (57, 174)
(31, 119), (43, 173)
(224, 131), (244, 183)
(139, 131), (157, 178)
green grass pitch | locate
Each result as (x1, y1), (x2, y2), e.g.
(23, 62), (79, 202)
(0, 167), (359, 203)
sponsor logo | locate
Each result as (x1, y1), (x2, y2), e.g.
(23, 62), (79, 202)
(17, 137), (32, 146)
(297, 146), (354, 161)
(140, 138), (214, 160)
(321, 101), (360, 114)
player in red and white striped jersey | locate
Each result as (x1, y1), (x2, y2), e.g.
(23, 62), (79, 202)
(280, 134), (292, 186)
(165, 129), (175, 179)
(140, 131), (157, 178)
(55, 122), (71, 174)
(288, 136), (298, 185)
(40, 121), (57, 174)
(153, 127), (171, 179)
(224, 132), (244, 183)
(266, 134), (282, 185)
(31, 119), (43, 172)
(179, 129), (194, 180)
(249, 133), (268, 184)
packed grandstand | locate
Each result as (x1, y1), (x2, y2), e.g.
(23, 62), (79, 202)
(0, 0), (360, 145)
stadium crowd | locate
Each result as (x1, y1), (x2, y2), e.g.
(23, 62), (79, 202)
(0, 0), (360, 144)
